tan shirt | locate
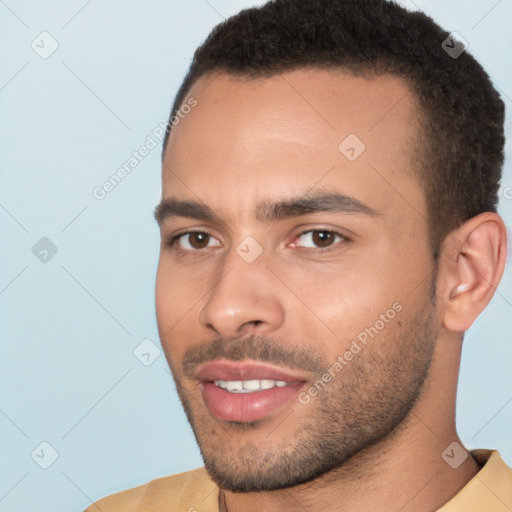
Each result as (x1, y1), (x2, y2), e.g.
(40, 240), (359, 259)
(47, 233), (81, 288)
(85, 450), (512, 511)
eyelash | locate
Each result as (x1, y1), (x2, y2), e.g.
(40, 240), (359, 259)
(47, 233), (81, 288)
(290, 230), (351, 252)
(166, 229), (352, 254)
(167, 230), (219, 254)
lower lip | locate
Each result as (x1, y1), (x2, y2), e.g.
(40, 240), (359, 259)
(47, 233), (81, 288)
(201, 381), (305, 422)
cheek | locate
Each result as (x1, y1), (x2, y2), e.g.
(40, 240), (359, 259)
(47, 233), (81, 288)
(274, 248), (420, 348)
(155, 260), (174, 324)
(156, 256), (207, 318)
(155, 259), (197, 339)
(155, 256), (216, 362)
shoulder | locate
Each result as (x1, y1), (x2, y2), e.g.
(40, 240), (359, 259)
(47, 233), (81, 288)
(439, 450), (512, 511)
(84, 467), (219, 512)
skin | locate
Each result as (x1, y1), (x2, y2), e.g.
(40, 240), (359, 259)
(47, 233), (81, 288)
(155, 69), (507, 511)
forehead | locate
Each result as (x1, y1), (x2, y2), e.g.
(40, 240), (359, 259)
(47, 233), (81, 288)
(163, 69), (425, 224)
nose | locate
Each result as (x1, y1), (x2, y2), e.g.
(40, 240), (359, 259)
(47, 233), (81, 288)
(198, 252), (285, 338)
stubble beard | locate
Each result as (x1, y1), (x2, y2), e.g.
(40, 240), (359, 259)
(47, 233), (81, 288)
(170, 294), (438, 493)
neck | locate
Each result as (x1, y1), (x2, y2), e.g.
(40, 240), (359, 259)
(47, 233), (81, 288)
(221, 332), (479, 512)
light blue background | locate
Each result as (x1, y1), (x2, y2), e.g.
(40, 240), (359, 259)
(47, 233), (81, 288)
(1, 1), (511, 510)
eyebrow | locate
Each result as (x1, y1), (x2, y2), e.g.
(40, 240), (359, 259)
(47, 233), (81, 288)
(154, 199), (221, 226)
(254, 192), (378, 222)
(154, 192), (378, 226)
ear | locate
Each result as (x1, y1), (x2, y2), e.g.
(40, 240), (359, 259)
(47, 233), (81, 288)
(440, 212), (507, 332)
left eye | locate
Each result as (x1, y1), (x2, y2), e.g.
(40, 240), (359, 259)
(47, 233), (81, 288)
(174, 232), (221, 250)
(292, 230), (346, 249)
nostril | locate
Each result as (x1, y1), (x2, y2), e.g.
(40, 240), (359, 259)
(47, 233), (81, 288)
(240, 320), (266, 333)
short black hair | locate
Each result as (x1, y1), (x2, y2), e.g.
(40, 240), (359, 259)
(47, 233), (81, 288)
(163, 0), (505, 257)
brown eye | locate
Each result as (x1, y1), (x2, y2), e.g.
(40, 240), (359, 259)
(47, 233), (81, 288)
(311, 231), (336, 247)
(188, 232), (210, 249)
(293, 230), (346, 249)
(175, 232), (221, 250)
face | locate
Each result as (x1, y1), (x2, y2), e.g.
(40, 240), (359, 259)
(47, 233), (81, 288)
(155, 69), (439, 492)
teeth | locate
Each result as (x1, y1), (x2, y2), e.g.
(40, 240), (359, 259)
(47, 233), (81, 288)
(260, 379), (275, 390)
(214, 379), (292, 393)
(242, 379), (260, 391)
(226, 381), (243, 392)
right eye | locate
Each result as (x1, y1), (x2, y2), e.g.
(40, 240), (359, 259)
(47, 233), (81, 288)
(170, 231), (222, 251)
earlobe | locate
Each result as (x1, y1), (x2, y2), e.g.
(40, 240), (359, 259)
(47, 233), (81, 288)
(441, 213), (507, 332)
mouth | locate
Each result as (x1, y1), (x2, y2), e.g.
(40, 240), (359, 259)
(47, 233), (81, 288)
(196, 359), (308, 422)
(213, 378), (294, 392)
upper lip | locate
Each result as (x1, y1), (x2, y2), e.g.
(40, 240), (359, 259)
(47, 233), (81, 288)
(196, 359), (309, 383)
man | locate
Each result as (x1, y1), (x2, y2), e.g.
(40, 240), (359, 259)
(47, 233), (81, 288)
(87, 0), (511, 510)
